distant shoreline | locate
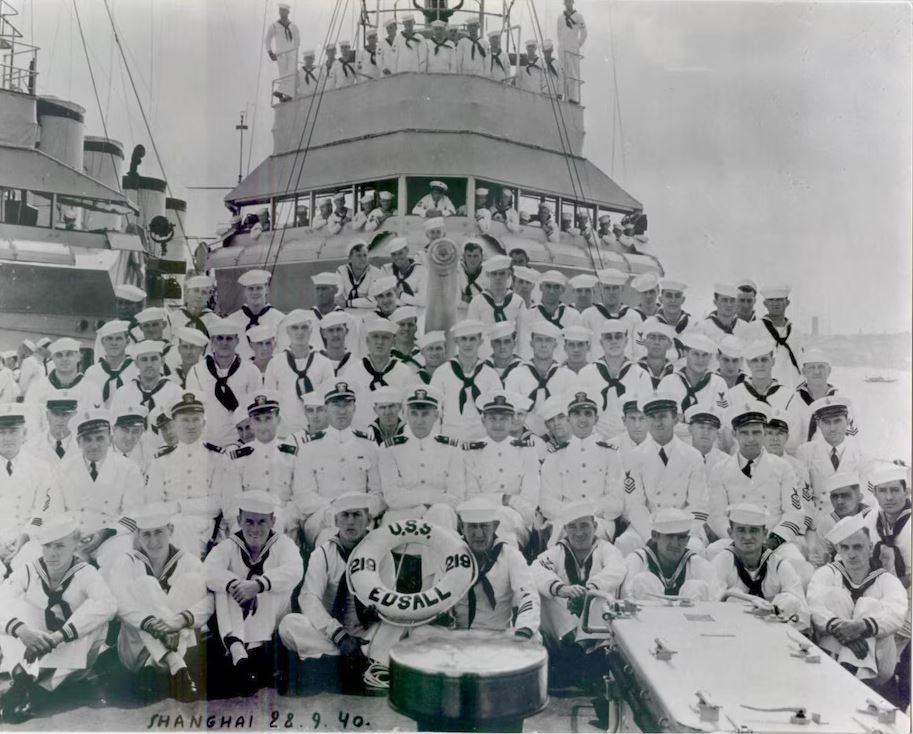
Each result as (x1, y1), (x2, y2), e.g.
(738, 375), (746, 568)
(801, 332), (912, 372)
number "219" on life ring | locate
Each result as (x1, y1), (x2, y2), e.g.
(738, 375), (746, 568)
(345, 519), (478, 627)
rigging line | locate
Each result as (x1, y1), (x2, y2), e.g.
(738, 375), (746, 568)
(261, 0), (348, 274)
(246, 0), (270, 177)
(105, 0), (115, 120)
(607, 0), (625, 181)
(102, 0), (194, 261)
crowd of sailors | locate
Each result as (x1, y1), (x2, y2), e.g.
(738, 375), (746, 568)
(265, 1), (587, 102)
(0, 238), (909, 721)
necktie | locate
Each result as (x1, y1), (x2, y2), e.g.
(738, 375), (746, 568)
(742, 459), (753, 478)
(55, 440), (65, 459)
(89, 461), (98, 481)
(658, 447), (668, 467)
(5, 460), (11, 476)
(830, 447), (840, 470)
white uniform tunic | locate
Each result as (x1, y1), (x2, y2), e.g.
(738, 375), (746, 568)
(741, 316), (802, 391)
(487, 48), (511, 82)
(532, 538), (626, 640)
(658, 368), (730, 442)
(807, 562), (907, 680)
(226, 305), (286, 362)
(110, 547), (213, 671)
(727, 379), (791, 414)
(0, 452), (51, 550)
(111, 377), (183, 417)
(425, 38), (457, 73)
(454, 36), (488, 76)
(784, 383), (856, 452)
(580, 305), (640, 360)
(797, 436), (874, 513)
(462, 437), (540, 535)
(204, 531), (303, 647)
(17, 354), (47, 399)
(412, 193), (456, 217)
(579, 359), (651, 438)
(517, 56), (546, 94)
(517, 304), (582, 362)
(355, 45), (381, 80)
(336, 264), (383, 310)
(0, 366), (21, 403)
(83, 358), (138, 407)
(265, 19), (300, 97)
(541, 54), (564, 97)
(867, 504), (912, 591)
(337, 356), (415, 429)
(186, 355), (263, 448)
(556, 7), (587, 102)
(697, 313), (751, 345)
(466, 291), (525, 342)
(383, 259), (426, 308)
(263, 349), (335, 435)
(222, 438), (300, 533)
(26, 374), (103, 433)
(539, 435), (625, 524)
(393, 31), (427, 73)
(429, 359), (505, 441)
(504, 361), (575, 435)
(377, 35), (398, 75)
(296, 64), (325, 97)
(23, 432), (75, 468)
(328, 57), (359, 89)
(0, 558), (116, 687)
(167, 307), (218, 339)
(621, 544), (723, 602)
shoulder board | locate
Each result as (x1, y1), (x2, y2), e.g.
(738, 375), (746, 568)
(547, 442), (567, 454)
(300, 431), (326, 443)
(229, 446), (255, 460)
(511, 437), (534, 448)
(278, 443), (298, 456)
(203, 442), (224, 454)
(385, 435), (409, 447)
(462, 440), (487, 451)
(154, 445), (177, 458)
(434, 435), (459, 447)
(596, 441), (619, 451)
(352, 429), (372, 441)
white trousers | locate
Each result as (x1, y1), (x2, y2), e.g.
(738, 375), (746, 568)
(278, 614), (405, 666)
(817, 591), (897, 682)
(213, 589), (290, 648)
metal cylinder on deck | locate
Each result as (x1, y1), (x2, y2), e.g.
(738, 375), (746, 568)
(162, 197), (188, 274)
(36, 96), (86, 170)
(82, 136), (125, 231)
(389, 630), (548, 732)
(122, 173), (167, 247)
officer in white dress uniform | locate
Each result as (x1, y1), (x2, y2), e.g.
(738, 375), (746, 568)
(109, 503), (212, 702)
(278, 493), (405, 693)
(393, 15), (427, 73)
(85, 320), (137, 407)
(556, 0), (586, 102)
(292, 382), (383, 547)
(111, 340), (182, 417)
(25, 338), (102, 434)
(265, 3), (300, 99)
(227, 269), (287, 362)
(0, 516), (116, 722)
(807, 514), (908, 682)
(685, 405), (728, 481)
(204, 491), (303, 696)
(110, 403), (153, 475)
(23, 394), (77, 468)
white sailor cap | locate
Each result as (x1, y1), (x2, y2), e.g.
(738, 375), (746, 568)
(568, 274), (598, 290)
(134, 502), (177, 531)
(209, 318), (242, 337)
(401, 13), (415, 22)
(237, 269), (272, 287)
(540, 396), (567, 422)
(385, 236), (409, 256)
(486, 28), (501, 38)
(238, 490), (277, 515)
(369, 276), (398, 298)
(73, 408), (112, 436)
(713, 282), (739, 299)
(364, 318), (399, 335)
(727, 503), (768, 527)
(562, 325), (593, 343)
(324, 43), (336, 51)
(631, 272), (659, 292)
(451, 319), (485, 338)
(232, 407), (251, 426)
(684, 404), (722, 428)
(135, 307), (168, 324)
(319, 311), (350, 329)
(379, 191), (394, 200)
(347, 238), (369, 254)
(486, 321), (516, 340)
(826, 513), (869, 546)
(419, 330), (446, 348)
(184, 275), (213, 290)
(424, 217), (445, 233)
(338, 40), (352, 47)
(810, 395), (851, 419)
(300, 392), (325, 408)
(360, 190), (376, 203)
(384, 17), (397, 28)
(115, 284), (146, 302)
(319, 197), (332, 207)
(736, 279), (758, 293)
(682, 331), (717, 354)
(458, 497), (501, 524)
(641, 317), (674, 341)
(391, 306), (418, 324)
(659, 279), (687, 293)
(475, 187), (489, 197)
(556, 501), (598, 529)
(332, 492), (374, 515)
(0, 350), (15, 361)
(761, 284), (791, 300)
(113, 403), (148, 427)
(0, 404), (26, 427)
(524, 38), (538, 48)
(301, 49), (316, 58)
(170, 390), (205, 417)
(742, 339), (775, 362)
(365, 27), (378, 37)
(127, 339), (166, 357)
(597, 268), (628, 286)
(529, 320), (561, 340)
(597, 320), (628, 336)
(652, 508), (693, 535)
(429, 180), (448, 192)
(246, 324), (276, 343)
(801, 348), (829, 366)
(718, 335), (745, 359)
(36, 337), (52, 348)
(512, 393), (534, 413)
(513, 266), (540, 284)
(278, 3), (290, 10)
(430, 19), (447, 28)
(466, 16), (480, 26)
(23, 340), (36, 351)
(539, 270), (567, 287)
(311, 272), (340, 288)
(247, 390), (281, 416)
(567, 390), (599, 413)
(542, 38), (554, 51)
(476, 389), (515, 414)
(825, 472), (861, 494)
(640, 391), (680, 416)
(404, 385), (443, 408)
(730, 400), (771, 429)
(36, 515), (80, 545)
(333, 191), (347, 200)
(97, 320), (130, 338)
(507, 242), (531, 257)
(370, 386), (402, 406)
(284, 309), (316, 328)
(175, 326), (209, 347)
(870, 464), (908, 487)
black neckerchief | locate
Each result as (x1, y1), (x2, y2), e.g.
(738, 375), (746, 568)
(369, 418), (405, 445)
(36, 557), (85, 632)
(451, 359), (485, 413)
(322, 350), (351, 376)
(480, 291), (514, 322)
(401, 31), (416, 49)
(340, 58), (355, 77)
(726, 547), (772, 598)
(536, 303), (566, 328)
(468, 541), (503, 626)
(492, 52), (505, 71)
(743, 379), (782, 404)
(48, 371), (83, 391)
(181, 308), (210, 337)
(345, 265), (369, 302)
(363, 356), (398, 389)
(761, 317), (799, 371)
(135, 377), (171, 410)
(640, 540), (694, 596)
(469, 38), (486, 59)
(462, 265), (483, 299)
(392, 348), (422, 370)
(706, 311), (736, 335)
(593, 360), (634, 409)
(205, 354), (242, 412)
(639, 359), (674, 390)
(558, 539), (595, 586)
(285, 349), (316, 399)
(392, 260), (416, 296)
(874, 500), (911, 578)
(432, 39), (452, 55)
(242, 304), (272, 329)
(676, 369), (712, 411)
(563, 9), (577, 28)
(301, 67), (317, 84)
(830, 559), (886, 603)
(526, 57), (541, 72)
(277, 18), (293, 42)
(524, 361), (560, 405)
(365, 46), (376, 65)
(592, 304), (629, 320)
(99, 357), (134, 402)
(229, 530), (279, 618)
(546, 56), (559, 77)
(133, 546), (183, 593)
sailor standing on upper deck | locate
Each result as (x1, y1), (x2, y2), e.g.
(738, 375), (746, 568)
(356, 29), (382, 81)
(518, 39), (545, 94)
(265, 4), (300, 101)
(425, 21), (457, 74)
(455, 18), (488, 76)
(556, 0), (586, 103)
(393, 15), (427, 73)
(486, 29), (511, 83)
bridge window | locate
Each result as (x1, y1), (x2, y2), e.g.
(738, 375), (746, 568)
(407, 176), (465, 217)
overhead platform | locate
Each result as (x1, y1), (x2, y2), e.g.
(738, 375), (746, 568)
(225, 131), (642, 213)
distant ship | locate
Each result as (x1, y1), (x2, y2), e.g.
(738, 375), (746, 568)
(864, 375), (898, 384)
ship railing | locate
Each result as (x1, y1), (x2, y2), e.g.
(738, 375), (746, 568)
(561, 48), (584, 104)
(0, 0), (37, 94)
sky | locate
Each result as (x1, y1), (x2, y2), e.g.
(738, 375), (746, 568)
(17, 0), (912, 335)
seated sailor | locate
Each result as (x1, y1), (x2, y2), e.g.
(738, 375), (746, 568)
(711, 503), (809, 628)
(807, 513), (908, 683)
(278, 493), (404, 694)
(815, 472), (874, 563)
(109, 503), (212, 703)
(203, 491), (303, 697)
(0, 516), (116, 724)
(364, 386), (406, 446)
(867, 463), (911, 589)
(411, 180), (455, 218)
(621, 508), (723, 602)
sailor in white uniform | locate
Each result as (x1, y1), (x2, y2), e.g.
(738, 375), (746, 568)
(393, 15), (427, 73)
(740, 284), (802, 391)
(518, 270), (581, 362)
(484, 321), (523, 381)
(109, 503), (211, 702)
(0, 516), (116, 722)
(329, 41), (358, 89)
(636, 318), (676, 391)
(169, 327), (209, 390)
(697, 283), (751, 345)
(226, 269), (286, 362)
(25, 338), (102, 434)
(278, 493), (405, 693)
(466, 254), (524, 338)
(168, 275), (219, 339)
(265, 3), (300, 99)
(716, 335), (747, 389)
(204, 491), (303, 696)
(16, 340), (47, 400)
(541, 40), (564, 98)
(85, 320), (137, 407)
(365, 190), (396, 232)
(867, 464), (911, 590)
(296, 49), (324, 97)
(655, 278), (692, 358)
(110, 283), (147, 345)
(784, 348), (855, 452)
(486, 29), (511, 82)
(580, 268), (638, 360)
(336, 239), (383, 311)
(246, 324), (275, 378)
(815, 472), (874, 562)
(378, 18), (398, 75)
(558, 324), (594, 378)
(383, 236), (426, 308)
(454, 18), (487, 76)
(111, 340), (182, 417)
(355, 29), (381, 80)
(317, 311), (358, 375)
(292, 382), (383, 547)
(425, 20), (456, 73)
(556, 0), (586, 102)
(808, 514), (908, 682)
(412, 180), (456, 217)
(726, 339), (791, 416)
(518, 39), (545, 94)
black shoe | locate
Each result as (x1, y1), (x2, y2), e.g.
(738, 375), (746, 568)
(0, 678), (34, 724)
(169, 668), (201, 703)
(235, 657), (260, 698)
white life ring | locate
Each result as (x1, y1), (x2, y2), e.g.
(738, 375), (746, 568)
(346, 519), (477, 627)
